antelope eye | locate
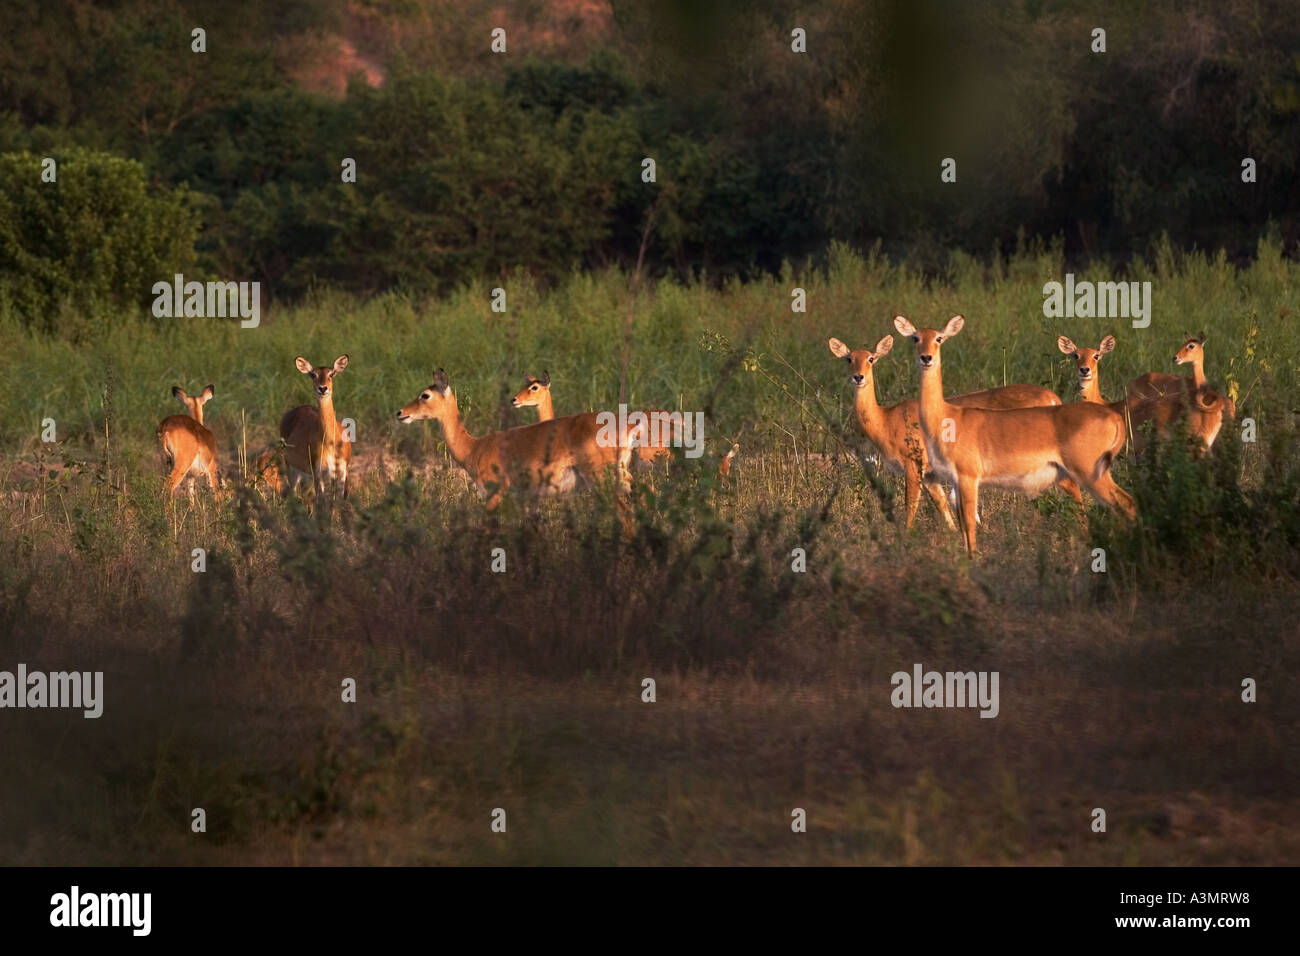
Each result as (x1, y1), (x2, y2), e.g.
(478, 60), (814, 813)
(530, 384), (539, 390)
(420, 392), (431, 400)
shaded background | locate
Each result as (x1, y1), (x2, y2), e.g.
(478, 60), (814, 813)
(1, 0), (1297, 329)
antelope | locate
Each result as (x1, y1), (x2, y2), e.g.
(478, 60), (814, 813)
(1130, 386), (1231, 454)
(511, 371), (556, 421)
(718, 443), (739, 484)
(827, 335), (1078, 530)
(397, 369), (646, 509)
(894, 315), (1134, 555)
(158, 385), (218, 495)
(1128, 332), (1234, 417)
(1058, 334), (1129, 418)
(511, 370), (676, 465)
(1060, 334), (1229, 454)
(249, 447), (288, 496)
(511, 369), (737, 476)
(280, 355), (352, 499)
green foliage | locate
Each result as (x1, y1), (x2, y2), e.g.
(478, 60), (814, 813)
(0, 149), (199, 332)
(1093, 404), (1300, 584)
(5, 1), (1298, 306)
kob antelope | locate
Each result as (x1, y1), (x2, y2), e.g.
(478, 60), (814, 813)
(828, 334), (1076, 530)
(1128, 332), (1235, 416)
(512, 370), (680, 465)
(894, 315), (1134, 554)
(399, 368), (646, 509)
(158, 385), (218, 495)
(280, 355), (352, 499)
(512, 369), (736, 478)
(1060, 334), (1229, 455)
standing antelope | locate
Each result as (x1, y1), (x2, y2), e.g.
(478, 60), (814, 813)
(280, 355), (352, 499)
(1060, 334), (1229, 454)
(158, 385), (219, 495)
(827, 335), (1077, 530)
(398, 369), (645, 509)
(511, 368), (737, 476)
(894, 315), (1134, 555)
(1128, 332), (1233, 416)
(512, 369), (677, 464)
(1058, 333), (1130, 418)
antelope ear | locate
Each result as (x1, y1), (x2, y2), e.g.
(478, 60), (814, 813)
(539, 370), (550, 387)
(433, 368), (449, 393)
(1196, 331), (1206, 344)
(172, 386), (188, 403)
(200, 385), (215, 402)
(295, 357), (313, 374)
(1057, 336), (1078, 356)
(874, 335), (894, 357)
(942, 315), (965, 338)
(1098, 335), (1116, 356)
(892, 315), (917, 338)
(827, 337), (851, 359)
(333, 354), (349, 373)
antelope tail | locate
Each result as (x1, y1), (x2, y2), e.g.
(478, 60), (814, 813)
(1093, 417), (1126, 482)
(1194, 386), (1227, 415)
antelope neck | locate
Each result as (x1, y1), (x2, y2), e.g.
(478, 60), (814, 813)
(916, 361), (950, 436)
(318, 395), (339, 443)
(852, 374), (886, 431)
(435, 393), (479, 467)
(535, 391), (554, 421)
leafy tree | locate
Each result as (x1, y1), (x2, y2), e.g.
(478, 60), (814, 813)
(0, 149), (198, 331)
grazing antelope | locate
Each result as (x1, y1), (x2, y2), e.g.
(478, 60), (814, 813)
(397, 369), (646, 509)
(1060, 334), (1229, 454)
(280, 355), (352, 499)
(159, 385), (219, 495)
(894, 315), (1134, 555)
(1128, 332), (1234, 418)
(827, 335), (1077, 530)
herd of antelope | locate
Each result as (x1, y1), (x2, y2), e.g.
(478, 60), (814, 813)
(828, 316), (1233, 552)
(160, 356), (732, 513)
(157, 315), (1232, 554)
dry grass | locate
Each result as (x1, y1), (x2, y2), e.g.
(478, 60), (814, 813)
(0, 447), (1295, 866)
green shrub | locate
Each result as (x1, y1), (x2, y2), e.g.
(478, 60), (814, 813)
(0, 148), (198, 332)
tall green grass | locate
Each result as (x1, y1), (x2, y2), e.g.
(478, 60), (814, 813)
(4, 239), (1293, 473)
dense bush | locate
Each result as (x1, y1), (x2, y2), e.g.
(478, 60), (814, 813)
(0, 149), (199, 332)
